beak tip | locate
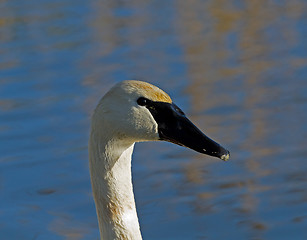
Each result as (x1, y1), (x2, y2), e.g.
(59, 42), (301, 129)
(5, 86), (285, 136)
(220, 151), (230, 161)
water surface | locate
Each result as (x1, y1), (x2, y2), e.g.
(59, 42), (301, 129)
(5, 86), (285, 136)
(1, 0), (307, 239)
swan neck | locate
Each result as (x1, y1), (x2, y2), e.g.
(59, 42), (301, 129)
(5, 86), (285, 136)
(89, 132), (142, 240)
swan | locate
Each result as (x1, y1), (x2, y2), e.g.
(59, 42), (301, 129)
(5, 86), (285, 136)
(89, 80), (230, 240)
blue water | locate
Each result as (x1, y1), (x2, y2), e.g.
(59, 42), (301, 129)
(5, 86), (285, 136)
(1, 0), (307, 239)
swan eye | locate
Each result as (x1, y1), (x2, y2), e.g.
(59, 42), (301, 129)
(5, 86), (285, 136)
(137, 97), (148, 106)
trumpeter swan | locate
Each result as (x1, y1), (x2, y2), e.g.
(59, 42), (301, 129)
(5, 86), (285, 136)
(89, 80), (229, 240)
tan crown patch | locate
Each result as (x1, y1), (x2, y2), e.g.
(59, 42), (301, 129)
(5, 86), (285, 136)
(128, 80), (172, 103)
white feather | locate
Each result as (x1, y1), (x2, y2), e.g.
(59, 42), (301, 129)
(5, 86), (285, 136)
(89, 81), (163, 240)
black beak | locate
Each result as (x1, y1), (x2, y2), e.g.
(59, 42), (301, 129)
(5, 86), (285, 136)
(146, 101), (230, 161)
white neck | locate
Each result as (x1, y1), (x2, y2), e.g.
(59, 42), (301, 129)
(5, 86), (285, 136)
(89, 128), (142, 240)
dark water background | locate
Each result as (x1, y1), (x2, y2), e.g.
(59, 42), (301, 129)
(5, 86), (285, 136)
(1, 0), (307, 239)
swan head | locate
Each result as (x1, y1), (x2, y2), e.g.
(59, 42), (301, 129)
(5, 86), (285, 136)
(93, 80), (229, 161)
